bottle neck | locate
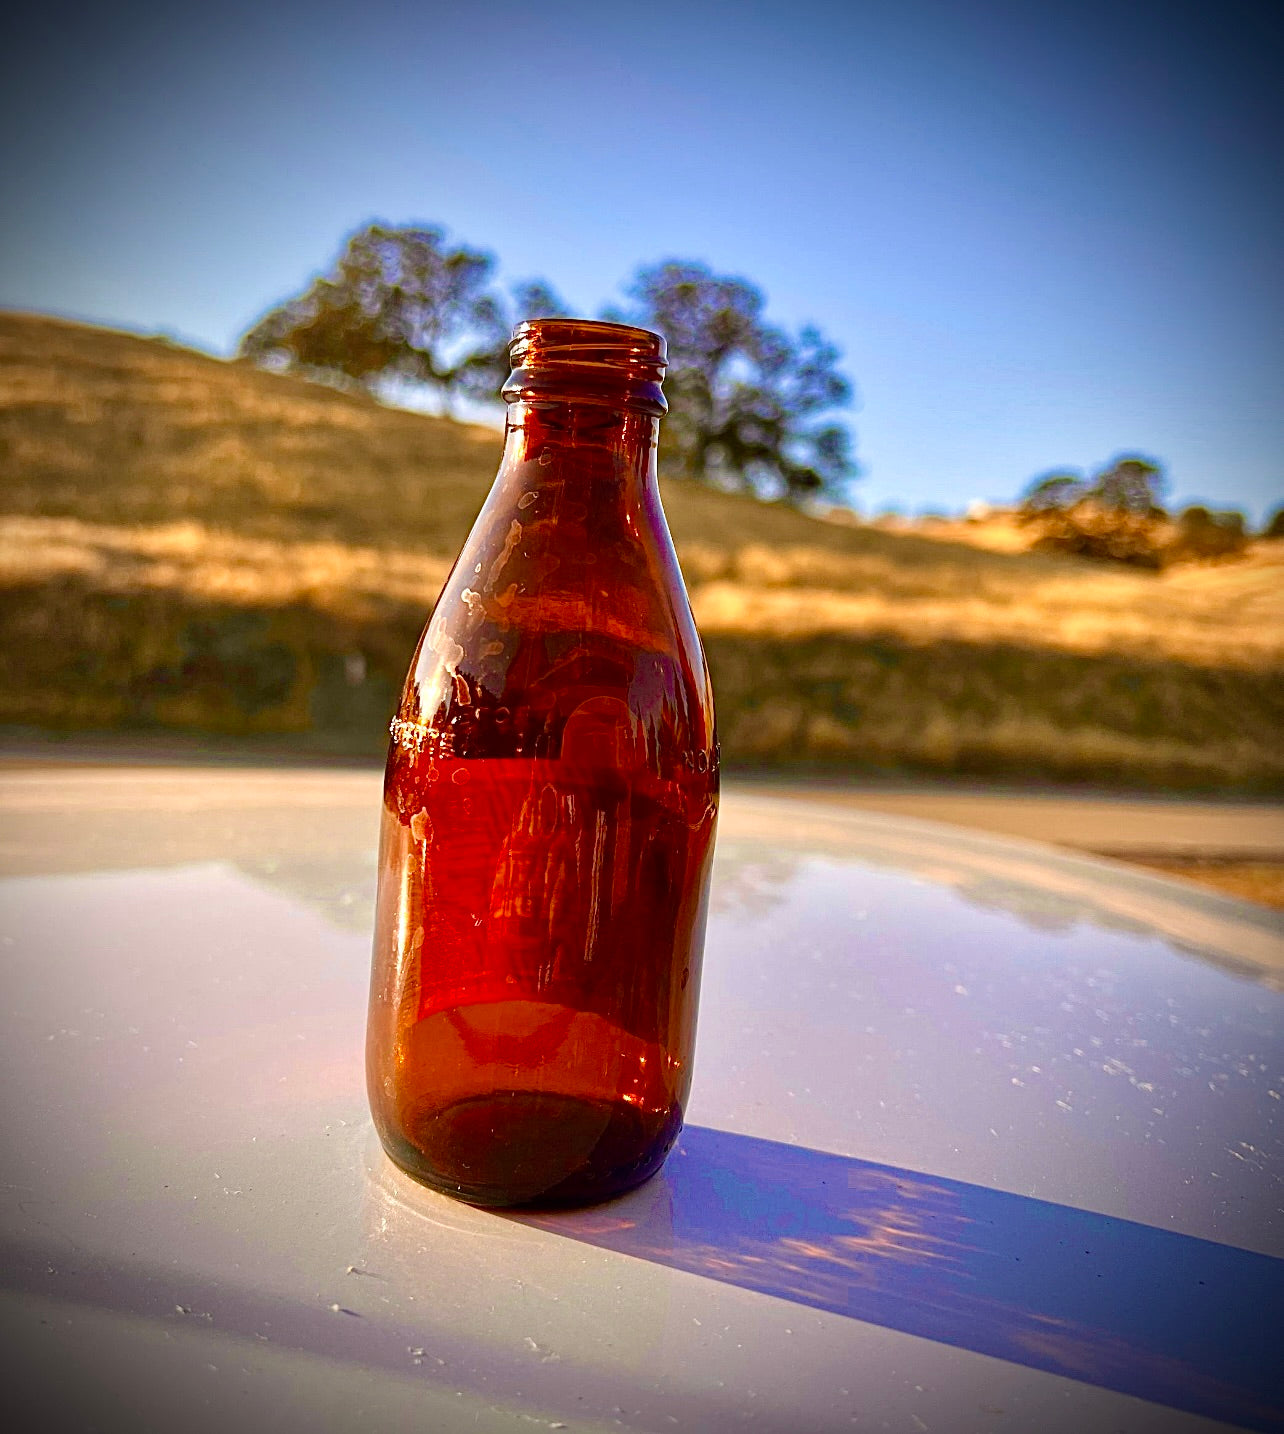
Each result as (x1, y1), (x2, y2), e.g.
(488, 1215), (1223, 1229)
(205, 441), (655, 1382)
(502, 401), (659, 492)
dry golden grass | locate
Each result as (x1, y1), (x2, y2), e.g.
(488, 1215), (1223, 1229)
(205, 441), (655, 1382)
(2, 311), (1282, 788)
(0, 310), (500, 552)
(680, 540), (1284, 668)
(6, 513), (1280, 672)
(0, 514), (451, 616)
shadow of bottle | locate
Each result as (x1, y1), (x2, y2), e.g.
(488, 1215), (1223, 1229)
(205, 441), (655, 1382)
(513, 1124), (1282, 1431)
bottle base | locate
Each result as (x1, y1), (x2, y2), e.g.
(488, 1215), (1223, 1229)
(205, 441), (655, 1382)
(378, 1090), (683, 1208)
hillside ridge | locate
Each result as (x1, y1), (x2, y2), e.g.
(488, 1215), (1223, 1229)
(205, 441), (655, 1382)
(0, 309), (1064, 564)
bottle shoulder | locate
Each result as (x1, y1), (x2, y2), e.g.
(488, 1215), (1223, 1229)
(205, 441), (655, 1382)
(393, 449), (716, 772)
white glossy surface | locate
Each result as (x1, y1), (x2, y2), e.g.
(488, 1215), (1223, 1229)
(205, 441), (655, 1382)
(0, 768), (1280, 1432)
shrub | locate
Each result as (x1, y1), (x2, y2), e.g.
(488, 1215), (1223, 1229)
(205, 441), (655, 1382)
(1018, 456), (1168, 568)
(1168, 506), (1249, 563)
(1021, 501), (1167, 568)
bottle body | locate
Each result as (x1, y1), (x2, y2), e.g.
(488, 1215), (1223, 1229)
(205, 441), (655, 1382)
(367, 323), (718, 1207)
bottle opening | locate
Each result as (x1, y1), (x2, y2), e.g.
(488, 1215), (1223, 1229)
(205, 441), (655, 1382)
(504, 319), (668, 417)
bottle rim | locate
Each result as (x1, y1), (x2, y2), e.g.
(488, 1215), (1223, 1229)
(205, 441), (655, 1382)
(505, 319), (668, 417)
(509, 318), (667, 363)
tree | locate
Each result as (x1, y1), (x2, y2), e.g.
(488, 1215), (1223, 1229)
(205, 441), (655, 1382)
(239, 223), (567, 410)
(617, 261), (856, 502)
(1021, 454), (1165, 516)
(1021, 471), (1087, 512)
(1093, 456), (1165, 514)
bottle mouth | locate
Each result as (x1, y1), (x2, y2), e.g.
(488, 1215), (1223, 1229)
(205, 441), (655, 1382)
(504, 319), (668, 417)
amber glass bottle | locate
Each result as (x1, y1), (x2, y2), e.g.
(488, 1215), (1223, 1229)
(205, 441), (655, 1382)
(367, 319), (718, 1207)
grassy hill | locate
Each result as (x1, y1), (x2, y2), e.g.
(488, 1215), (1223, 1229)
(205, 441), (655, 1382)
(2, 310), (1282, 790)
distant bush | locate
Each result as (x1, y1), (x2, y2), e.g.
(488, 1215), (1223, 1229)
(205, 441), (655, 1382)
(1020, 502), (1167, 568)
(1018, 456), (1168, 568)
(1262, 506), (1284, 540)
(1168, 506), (1249, 563)
(1017, 458), (1253, 568)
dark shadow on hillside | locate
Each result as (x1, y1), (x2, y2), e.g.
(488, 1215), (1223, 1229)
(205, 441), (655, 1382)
(2, 575), (1282, 790)
(517, 1126), (1283, 1431)
(705, 630), (1284, 792)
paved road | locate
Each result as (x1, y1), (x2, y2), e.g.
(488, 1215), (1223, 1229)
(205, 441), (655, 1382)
(4, 745), (1281, 857)
(736, 780), (1284, 910)
(739, 784), (1284, 859)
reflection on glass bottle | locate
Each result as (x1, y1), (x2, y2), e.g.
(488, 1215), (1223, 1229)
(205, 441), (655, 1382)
(367, 320), (718, 1207)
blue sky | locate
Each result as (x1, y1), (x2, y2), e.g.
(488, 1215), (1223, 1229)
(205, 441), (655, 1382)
(2, 0), (1280, 519)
